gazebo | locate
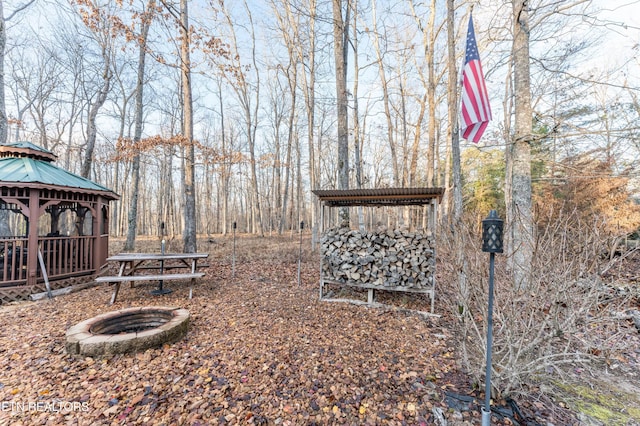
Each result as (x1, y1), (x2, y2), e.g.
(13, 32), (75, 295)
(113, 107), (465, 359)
(0, 142), (119, 303)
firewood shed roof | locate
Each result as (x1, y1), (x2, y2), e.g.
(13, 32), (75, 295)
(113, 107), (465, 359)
(312, 187), (444, 207)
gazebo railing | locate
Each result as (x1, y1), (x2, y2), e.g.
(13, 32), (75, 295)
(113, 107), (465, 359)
(38, 236), (95, 280)
(0, 236), (96, 287)
(0, 237), (28, 283)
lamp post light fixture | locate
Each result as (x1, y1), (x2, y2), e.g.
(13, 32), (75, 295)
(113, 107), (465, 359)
(481, 210), (504, 426)
(482, 210), (504, 254)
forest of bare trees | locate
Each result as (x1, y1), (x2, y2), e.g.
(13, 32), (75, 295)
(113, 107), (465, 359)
(1, 0), (639, 248)
(3, 0), (640, 403)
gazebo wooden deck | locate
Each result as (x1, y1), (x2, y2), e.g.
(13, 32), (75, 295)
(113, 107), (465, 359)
(0, 142), (119, 303)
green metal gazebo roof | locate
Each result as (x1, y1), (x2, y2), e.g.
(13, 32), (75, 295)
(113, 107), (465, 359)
(3, 141), (54, 155)
(0, 142), (118, 199)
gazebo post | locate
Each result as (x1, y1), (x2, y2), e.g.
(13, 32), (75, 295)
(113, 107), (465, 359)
(26, 189), (40, 287)
(94, 197), (107, 271)
(50, 206), (61, 235)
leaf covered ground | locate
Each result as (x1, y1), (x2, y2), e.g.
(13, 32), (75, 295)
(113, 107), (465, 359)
(0, 235), (618, 425)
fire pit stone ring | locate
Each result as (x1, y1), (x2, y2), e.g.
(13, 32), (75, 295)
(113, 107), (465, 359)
(65, 306), (190, 357)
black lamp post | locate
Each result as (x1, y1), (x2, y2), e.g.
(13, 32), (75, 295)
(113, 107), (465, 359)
(481, 210), (503, 426)
(297, 221), (304, 286)
(151, 221), (171, 295)
(232, 221), (237, 278)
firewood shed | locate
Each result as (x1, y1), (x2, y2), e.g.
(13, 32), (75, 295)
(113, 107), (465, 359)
(312, 187), (444, 314)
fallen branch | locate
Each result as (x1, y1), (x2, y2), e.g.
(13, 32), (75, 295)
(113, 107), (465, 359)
(30, 281), (100, 301)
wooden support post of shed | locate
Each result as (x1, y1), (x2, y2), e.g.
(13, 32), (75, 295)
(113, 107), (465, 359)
(431, 197), (437, 314)
(319, 206), (325, 300)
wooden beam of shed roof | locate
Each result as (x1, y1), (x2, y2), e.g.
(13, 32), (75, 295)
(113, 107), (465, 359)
(312, 187), (444, 207)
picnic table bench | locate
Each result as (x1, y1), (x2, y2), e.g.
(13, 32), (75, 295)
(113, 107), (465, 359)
(97, 252), (209, 304)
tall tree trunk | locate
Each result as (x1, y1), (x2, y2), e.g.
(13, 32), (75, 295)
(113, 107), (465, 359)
(511, 0), (533, 290)
(409, 91), (426, 186)
(446, 0), (468, 312)
(81, 43), (111, 178)
(161, 146), (176, 237)
(217, 81), (230, 235)
(181, 0), (197, 252)
(274, 106), (282, 233)
(0, 0), (7, 235)
(0, 0), (7, 145)
(426, 0), (437, 187)
(111, 68), (130, 238)
(408, 0), (437, 190)
(503, 56), (514, 268)
(247, 104), (263, 236)
(449, 0), (462, 223)
(296, 132), (302, 230)
(280, 61), (297, 234)
(228, 1), (264, 236)
(297, 0), (318, 246)
(333, 0), (349, 226)
(371, 0), (398, 186)
(351, 0), (365, 231)
(112, 161), (120, 235)
(0, 0), (35, 145)
(399, 81), (408, 187)
(65, 75), (80, 170)
(124, 0), (153, 251)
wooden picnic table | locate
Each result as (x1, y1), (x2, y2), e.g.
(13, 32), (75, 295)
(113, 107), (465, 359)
(96, 252), (209, 304)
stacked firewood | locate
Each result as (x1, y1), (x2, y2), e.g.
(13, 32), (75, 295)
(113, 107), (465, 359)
(320, 227), (435, 288)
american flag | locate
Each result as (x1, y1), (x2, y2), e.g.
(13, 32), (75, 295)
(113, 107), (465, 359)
(460, 14), (492, 143)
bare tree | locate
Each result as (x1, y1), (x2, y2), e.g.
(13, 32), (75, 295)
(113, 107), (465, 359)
(271, 0), (301, 235)
(212, 0), (264, 236)
(510, 0), (533, 290)
(333, 0), (349, 225)
(408, 0), (438, 188)
(370, 1), (398, 186)
(213, 79), (238, 236)
(124, 0), (156, 251)
(447, 0), (463, 223)
(350, 0), (366, 232)
(20, 55), (63, 150)
(445, 0), (469, 313)
(73, 0), (116, 179)
(270, 0), (319, 240)
(47, 21), (89, 171)
(0, 0), (35, 145)
(6, 53), (37, 143)
(177, 0), (197, 252)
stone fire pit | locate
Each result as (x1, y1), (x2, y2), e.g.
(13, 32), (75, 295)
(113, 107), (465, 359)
(65, 306), (190, 357)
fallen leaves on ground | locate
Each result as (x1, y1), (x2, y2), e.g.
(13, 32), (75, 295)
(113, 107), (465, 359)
(0, 236), (577, 425)
(0, 250), (457, 424)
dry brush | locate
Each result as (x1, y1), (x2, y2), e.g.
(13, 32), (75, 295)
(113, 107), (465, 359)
(439, 209), (633, 396)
